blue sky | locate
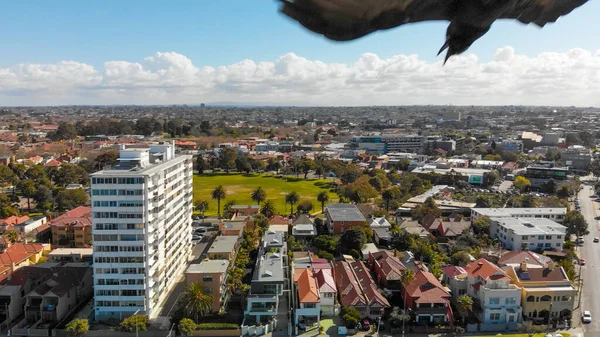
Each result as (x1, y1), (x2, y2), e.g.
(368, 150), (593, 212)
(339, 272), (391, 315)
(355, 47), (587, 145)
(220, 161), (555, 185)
(1, 0), (598, 68)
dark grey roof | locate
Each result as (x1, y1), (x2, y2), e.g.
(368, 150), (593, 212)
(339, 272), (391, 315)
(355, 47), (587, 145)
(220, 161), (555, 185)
(326, 204), (366, 222)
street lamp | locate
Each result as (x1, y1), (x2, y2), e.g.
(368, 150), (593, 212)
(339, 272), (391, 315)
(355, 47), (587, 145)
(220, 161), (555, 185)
(133, 309), (141, 337)
(376, 316), (381, 337)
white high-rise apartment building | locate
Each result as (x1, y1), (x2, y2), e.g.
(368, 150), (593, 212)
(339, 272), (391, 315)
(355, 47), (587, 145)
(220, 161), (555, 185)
(91, 141), (193, 321)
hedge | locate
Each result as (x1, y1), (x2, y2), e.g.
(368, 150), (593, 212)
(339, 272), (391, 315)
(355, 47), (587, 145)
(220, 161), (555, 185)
(196, 323), (239, 330)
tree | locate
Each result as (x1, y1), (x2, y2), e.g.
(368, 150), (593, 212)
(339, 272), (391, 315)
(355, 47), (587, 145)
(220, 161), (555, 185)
(211, 185), (226, 218)
(411, 197), (441, 221)
(556, 184), (571, 199)
(94, 150), (118, 169)
(196, 155), (207, 174)
(381, 188), (395, 214)
(483, 171), (499, 188)
(223, 200), (237, 219)
(457, 295), (473, 324)
(475, 195), (491, 208)
(400, 269), (415, 335)
(296, 200), (313, 213)
(450, 251), (472, 267)
(235, 156), (252, 173)
(317, 191), (329, 213)
(314, 235), (336, 253)
(65, 318), (89, 337)
(564, 211), (590, 241)
(300, 158), (315, 179)
(339, 226), (366, 253)
(340, 307), (361, 329)
(6, 230), (19, 244)
(250, 186), (267, 206)
(340, 164), (363, 184)
(513, 176), (531, 192)
(178, 318), (197, 336)
(56, 188), (88, 212)
(472, 216), (491, 236)
(369, 176), (384, 191)
(182, 282), (213, 322)
(260, 200), (276, 218)
(0, 165), (15, 193)
(220, 148), (237, 173)
(541, 179), (557, 194)
(195, 200), (209, 223)
(17, 179), (36, 212)
(24, 165), (47, 183)
(48, 122), (78, 141)
(285, 191), (300, 215)
(119, 315), (148, 332)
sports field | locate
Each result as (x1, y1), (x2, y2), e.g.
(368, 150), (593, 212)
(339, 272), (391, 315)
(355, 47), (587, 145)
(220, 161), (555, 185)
(193, 173), (337, 216)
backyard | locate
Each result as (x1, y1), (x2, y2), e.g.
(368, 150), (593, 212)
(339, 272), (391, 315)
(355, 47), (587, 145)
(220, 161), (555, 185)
(193, 173), (338, 216)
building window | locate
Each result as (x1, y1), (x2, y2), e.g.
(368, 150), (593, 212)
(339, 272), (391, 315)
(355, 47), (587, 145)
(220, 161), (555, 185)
(490, 313), (501, 320)
(526, 296), (535, 302)
(540, 295), (552, 302)
(544, 243), (551, 248)
(538, 235), (544, 240)
(505, 298), (516, 305)
(522, 236), (528, 240)
(546, 235), (552, 239)
(304, 303), (317, 309)
(557, 235), (562, 239)
(370, 309), (381, 315)
(203, 276), (213, 282)
(489, 298), (500, 305)
(458, 289), (466, 295)
(508, 316), (515, 323)
(537, 243), (543, 248)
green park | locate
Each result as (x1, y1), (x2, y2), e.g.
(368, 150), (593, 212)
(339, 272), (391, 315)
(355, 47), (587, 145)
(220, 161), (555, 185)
(193, 172), (338, 216)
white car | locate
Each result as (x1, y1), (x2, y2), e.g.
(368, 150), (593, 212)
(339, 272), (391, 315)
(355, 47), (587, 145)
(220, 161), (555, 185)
(583, 311), (592, 323)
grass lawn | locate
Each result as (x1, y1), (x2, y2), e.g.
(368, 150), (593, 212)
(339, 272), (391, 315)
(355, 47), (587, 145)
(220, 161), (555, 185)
(193, 173), (338, 216)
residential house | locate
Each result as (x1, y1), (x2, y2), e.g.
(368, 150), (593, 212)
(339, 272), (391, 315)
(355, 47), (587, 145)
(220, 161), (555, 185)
(12, 263), (93, 337)
(372, 227), (393, 247)
(0, 216), (30, 233)
(13, 216), (47, 235)
(333, 260), (390, 319)
(368, 217), (392, 229)
(453, 259), (523, 325)
(498, 251), (552, 269)
(367, 251), (405, 291)
(244, 252), (286, 324)
(397, 219), (430, 238)
(186, 260), (230, 313)
(207, 236), (238, 260)
(50, 206), (92, 248)
(231, 205), (260, 217)
(293, 268), (320, 328)
(325, 204), (367, 235)
(0, 244), (47, 280)
(490, 218), (566, 252)
(421, 214), (471, 238)
(402, 270), (453, 324)
(504, 262), (575, 322)
(219, 221), (245, 238)
(292, 215), (317, 240)
(294, 253), (338, 316)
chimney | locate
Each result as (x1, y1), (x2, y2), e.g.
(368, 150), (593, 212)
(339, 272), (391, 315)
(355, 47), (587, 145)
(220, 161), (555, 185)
(520, 261), (528, 272)
(548, 263), (554, 271)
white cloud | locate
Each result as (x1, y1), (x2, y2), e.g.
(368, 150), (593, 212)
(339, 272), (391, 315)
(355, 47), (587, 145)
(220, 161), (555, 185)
(1, 47), (599, 106)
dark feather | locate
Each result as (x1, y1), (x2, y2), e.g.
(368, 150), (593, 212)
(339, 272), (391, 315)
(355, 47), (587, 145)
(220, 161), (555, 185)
(501, 0), (588, 26)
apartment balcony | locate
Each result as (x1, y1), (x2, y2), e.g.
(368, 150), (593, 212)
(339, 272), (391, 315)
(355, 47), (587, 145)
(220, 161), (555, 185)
(249, 304), (277, 312)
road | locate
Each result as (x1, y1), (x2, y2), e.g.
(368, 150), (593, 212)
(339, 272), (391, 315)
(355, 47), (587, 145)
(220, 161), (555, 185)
(576, 185), (600, 334)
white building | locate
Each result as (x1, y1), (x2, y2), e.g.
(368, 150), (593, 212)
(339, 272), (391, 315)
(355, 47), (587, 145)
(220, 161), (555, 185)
(471, 208), (567, 224)
(490, 218), (566, 252)
(91, 141), (193, 321)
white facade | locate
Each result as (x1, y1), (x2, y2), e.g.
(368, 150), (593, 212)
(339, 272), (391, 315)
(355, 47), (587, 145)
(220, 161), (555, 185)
(490, 218), (566, 252)
(471, 208), (567, 224)
(91, 141), (193, 321)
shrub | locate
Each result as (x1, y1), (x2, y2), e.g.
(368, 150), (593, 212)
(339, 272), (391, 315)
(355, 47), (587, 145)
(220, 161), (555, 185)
(119, 315), (148, 332)
(196, 323), (240, 330)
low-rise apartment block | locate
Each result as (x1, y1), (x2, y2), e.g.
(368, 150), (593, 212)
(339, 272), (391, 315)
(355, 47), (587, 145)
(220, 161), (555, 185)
(471, 208), (567, 224)
(490, 218), (566, 251)
(186, 260), (230, 314)
(325, 204), (366, 235)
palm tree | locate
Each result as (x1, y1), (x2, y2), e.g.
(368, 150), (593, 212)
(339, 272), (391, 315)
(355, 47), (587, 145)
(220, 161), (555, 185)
(381, 188), (395, 215)
(457, 294), (473, 325)
(251, 186), (267, 206)
(182, 282), (213, 323)
(317, 191), (329, 213)
(400, 269), (415, 334)
(285, 191), (300, 215)
(260, 200), (277, 218)
(195, 200), (209, 224)
(211, 185), (226, 218)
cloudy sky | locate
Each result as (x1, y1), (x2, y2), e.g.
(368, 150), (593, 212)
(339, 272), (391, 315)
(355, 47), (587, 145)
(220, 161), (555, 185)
(1, 1), (599, 106)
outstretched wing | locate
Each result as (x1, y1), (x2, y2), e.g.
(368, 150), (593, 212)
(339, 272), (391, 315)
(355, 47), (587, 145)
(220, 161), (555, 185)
(279, 0), (454, 41)
(501, 0), (588, 26)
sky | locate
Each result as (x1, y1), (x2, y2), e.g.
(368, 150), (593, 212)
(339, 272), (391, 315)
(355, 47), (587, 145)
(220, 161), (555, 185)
(1, 0), (599, 106)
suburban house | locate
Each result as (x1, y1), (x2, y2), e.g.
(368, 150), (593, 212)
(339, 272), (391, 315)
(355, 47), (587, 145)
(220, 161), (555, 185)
(402, 270), (453, 325)
(0, 216), (30, 233)
(207, 236), (238, 260)
(372, 227), (393, 247)
(219, 221), (245, 237)
(13, 216), (48, 235)
(50, 206), (92, 248)
(498, 251), (552, 269)
(186, 260), (230, 313)
(504, 262), (575, 323)
(231, 205), (260, 217)
(291, 215), (317, 240)
(397, 219), (430, 238)
(490, 218), (566, 252)
(444, 259), (522, 326)
(367, 251), (405, 291)
(11, 263), (93, 337)
(244, 252), (286, 324)
(293, 268), (320, 329)
(368, 217), (392, 229)
(333, 260), (390, 319)
(294, 253), (338, 316)
(0, 244), (47, 280)
(421, 214), (471, 238)
(325, 204), (367, 235)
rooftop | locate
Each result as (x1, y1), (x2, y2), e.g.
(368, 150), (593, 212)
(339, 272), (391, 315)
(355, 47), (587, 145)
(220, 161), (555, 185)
(186, 260), (229, 274)
(473, 208), (567, 217)
(326, 204), (366, 222)
(252, 252), (284, 283)
(208, 236), (238, 254)
(493, 217), (566, 235)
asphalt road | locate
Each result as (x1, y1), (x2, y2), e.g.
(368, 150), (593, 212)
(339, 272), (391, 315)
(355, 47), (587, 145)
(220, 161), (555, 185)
(576, 185), (600, 333)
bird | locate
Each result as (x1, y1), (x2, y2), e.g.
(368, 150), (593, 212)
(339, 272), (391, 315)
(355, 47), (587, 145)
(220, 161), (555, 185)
(279, 0), (589, 64)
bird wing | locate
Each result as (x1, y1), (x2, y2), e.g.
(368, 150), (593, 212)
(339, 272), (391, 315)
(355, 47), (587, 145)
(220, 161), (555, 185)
(279, 0), (453, 41)
(501, 0), (588, 26)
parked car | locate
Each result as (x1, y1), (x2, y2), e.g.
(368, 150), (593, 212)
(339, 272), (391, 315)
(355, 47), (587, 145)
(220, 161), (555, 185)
(361, 320), (370, 331)
(594, 237), (599, 243)
(582, 311), (592, 323)
(337, 327), (348, 335)
(579, 258), (586, 265)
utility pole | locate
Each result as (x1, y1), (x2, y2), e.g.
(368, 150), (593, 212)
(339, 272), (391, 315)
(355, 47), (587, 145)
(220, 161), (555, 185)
(577, 262), (583, 309)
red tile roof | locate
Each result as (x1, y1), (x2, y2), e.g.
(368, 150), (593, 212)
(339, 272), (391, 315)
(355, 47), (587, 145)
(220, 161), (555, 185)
(51, 206), (91, 227)
(0, 243), (44, 266)
(464, 258), (510, 281)
(44, 159), (61, 167)
(295, 268), (320, 303)
(333, 260), (390, 309)
(268, 215), (289, 225)
(0, 215), (30, 226)
(404, 270), (450, 304)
